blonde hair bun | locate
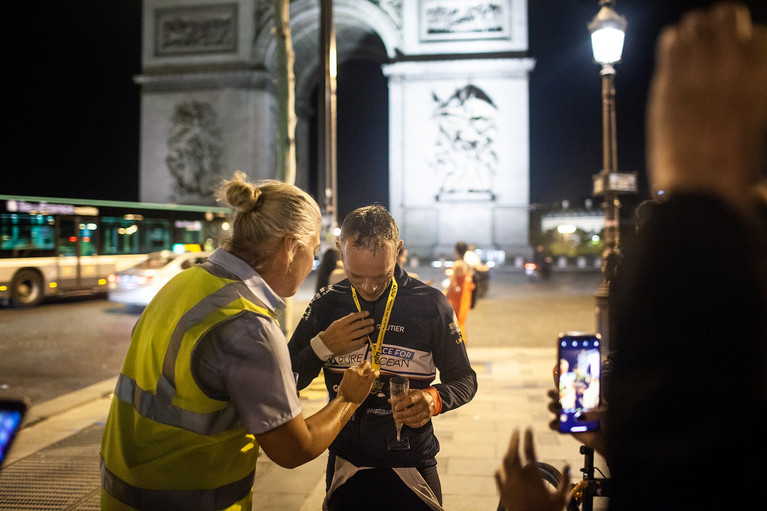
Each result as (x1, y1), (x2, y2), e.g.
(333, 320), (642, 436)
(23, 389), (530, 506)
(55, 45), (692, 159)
(218, 171), (262, 213)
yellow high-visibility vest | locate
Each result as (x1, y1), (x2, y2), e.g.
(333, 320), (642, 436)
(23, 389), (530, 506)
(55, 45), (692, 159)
(101, 263), (278, 510)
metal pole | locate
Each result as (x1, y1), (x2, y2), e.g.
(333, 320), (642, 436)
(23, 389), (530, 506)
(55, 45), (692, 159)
(595, 65), (620, 354)
(320, 0), (338, 234)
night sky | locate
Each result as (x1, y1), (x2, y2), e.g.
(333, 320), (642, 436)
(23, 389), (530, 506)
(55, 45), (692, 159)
(3, 0), (766, 208)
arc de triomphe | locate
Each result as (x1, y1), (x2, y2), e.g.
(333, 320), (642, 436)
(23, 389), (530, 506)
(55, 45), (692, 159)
(136, 0), (534, 261)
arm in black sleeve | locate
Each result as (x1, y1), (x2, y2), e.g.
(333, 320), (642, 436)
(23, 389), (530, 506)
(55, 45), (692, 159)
(288, 297), (326, 391)
(430, 294), (478, 412)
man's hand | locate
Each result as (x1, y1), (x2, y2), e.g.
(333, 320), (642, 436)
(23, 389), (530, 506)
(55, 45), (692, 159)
(495, 429), (570, 511)
(321, 311), (375, 355)
(337, 360), (379, 405)
(391, 388), (436, 428)
(647, 2), (767, 211)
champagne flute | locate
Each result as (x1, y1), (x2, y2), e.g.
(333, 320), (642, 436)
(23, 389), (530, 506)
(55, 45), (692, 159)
(389, 376), (409, 443)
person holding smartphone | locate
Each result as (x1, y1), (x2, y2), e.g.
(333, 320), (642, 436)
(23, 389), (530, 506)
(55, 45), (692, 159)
(497, 3), (767, 510)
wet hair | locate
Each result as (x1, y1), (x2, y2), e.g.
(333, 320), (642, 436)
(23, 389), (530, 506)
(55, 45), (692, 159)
(339, 204), (399, 252)
(216, 171), (321, 272)
(455, 241), (469, 258)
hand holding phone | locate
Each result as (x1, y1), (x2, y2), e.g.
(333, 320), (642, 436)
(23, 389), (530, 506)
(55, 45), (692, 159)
(557, 333), (601, 433)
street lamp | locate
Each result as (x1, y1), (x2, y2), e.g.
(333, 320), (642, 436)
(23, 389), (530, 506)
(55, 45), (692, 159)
(589, 0), (635, 355)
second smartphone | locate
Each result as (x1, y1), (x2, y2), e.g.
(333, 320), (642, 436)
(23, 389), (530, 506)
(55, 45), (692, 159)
(557, 333), (601, 433)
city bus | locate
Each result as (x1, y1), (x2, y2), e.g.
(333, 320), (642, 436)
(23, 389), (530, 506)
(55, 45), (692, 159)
(0, 194), (231, 307)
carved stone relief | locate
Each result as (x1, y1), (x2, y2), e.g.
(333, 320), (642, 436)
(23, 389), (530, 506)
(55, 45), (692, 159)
(155, 3), (238, 56)
(370, 0), (403, 28)
(165, 101), (225, 203)
(421, 0), (509, 41)
(431, 85), (498, 199)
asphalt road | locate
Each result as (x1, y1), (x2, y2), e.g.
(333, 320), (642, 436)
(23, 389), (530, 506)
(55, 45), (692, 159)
(0, 267), (601, 407)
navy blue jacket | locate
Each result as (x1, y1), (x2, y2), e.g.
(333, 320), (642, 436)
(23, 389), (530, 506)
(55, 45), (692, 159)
(288, 265), (477, 468)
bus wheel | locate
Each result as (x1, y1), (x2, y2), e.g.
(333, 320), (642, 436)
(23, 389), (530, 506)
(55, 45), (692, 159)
(11, 269), (44, 307)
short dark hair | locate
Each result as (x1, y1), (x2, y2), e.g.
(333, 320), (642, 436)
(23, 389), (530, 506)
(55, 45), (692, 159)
(455, 241), (468, 257)
(339, 205), (399, 252)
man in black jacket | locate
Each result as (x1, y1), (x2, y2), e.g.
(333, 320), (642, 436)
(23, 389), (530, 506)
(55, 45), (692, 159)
(289, 205), (477, 511)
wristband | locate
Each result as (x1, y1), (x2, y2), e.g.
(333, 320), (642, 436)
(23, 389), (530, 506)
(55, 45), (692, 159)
(425, 386), (442, 416)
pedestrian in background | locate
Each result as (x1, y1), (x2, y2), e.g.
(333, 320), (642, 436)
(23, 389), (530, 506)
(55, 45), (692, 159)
(446, 241), (475, 340)
(316, 247), (342, 293)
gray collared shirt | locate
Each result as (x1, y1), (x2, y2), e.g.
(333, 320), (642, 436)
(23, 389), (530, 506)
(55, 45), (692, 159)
(192, 249), (302, 435)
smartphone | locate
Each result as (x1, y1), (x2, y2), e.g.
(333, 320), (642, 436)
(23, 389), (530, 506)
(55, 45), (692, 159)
(0, 399), (27, 468)
(557, 333), (601, 433)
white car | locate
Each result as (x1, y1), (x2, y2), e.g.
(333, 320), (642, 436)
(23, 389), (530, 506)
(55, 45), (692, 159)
(107, 250), (211, 309)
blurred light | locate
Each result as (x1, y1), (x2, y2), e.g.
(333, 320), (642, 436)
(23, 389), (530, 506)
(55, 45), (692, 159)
(69, 236), (77, 243)
(0, 285), (7, 291)
(221, 222), (231, 231)
(98, 278), (107, 285)
(557, 225), (577, 234)
(589, 3), (627, 66)
(136, 276), (154, 286)
(107, 274), (117, 284)
(87, 223), (97, 230)
(592, 235), (601, 243)
(172, 244), (186, 254)
(83, 237), (91, 243)
(49, 282), (58, 289)
(333, 227), (341, 237)
(486, 261), (496, 268)
(431, 261), (443, 268)
(590, 27), (625, 65)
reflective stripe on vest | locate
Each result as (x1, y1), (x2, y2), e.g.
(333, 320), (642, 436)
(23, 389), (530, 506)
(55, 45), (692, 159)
(101, 458), (254, 511)
(112, 280), (277, 435)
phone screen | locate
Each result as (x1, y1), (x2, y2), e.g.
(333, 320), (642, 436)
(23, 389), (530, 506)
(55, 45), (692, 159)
(558, 334), (601, 433)
(0, 401), (27, 467)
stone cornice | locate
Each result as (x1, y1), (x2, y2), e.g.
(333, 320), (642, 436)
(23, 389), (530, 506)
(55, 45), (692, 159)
(133, 69), (272, 92)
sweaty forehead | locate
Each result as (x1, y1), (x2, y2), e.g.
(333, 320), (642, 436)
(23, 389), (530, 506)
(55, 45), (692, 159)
(341, 241), (397, 275)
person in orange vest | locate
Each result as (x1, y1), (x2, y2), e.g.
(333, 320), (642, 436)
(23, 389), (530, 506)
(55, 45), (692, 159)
(445, 241), (474, 341)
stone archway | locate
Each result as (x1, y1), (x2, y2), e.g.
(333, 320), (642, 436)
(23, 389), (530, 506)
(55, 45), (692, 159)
(136, 0), (533, 260)
(253, 0), (400, 206)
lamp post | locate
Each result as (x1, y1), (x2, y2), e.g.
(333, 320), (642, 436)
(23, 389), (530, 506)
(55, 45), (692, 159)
(320, 0), (338, 240)
(589, 0), (634, 355)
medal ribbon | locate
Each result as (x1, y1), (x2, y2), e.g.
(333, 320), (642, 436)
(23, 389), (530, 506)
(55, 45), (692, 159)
(351, 276), (398, 371)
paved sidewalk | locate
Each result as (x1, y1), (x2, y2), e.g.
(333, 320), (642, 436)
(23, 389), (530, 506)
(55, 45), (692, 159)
(1, 346), (608, 510)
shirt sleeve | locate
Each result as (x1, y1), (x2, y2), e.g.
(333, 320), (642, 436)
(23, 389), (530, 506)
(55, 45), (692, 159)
(192, 313), (302, 435)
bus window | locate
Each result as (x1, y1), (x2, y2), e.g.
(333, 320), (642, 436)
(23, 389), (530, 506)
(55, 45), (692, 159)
(58, 220), (78, 256)
(79, 221), (98, 256)
(174, 219), (204, 247)
(102, 217), (140, 255)
(141, 219), (171, 253)
(0, 214), (56, 257)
